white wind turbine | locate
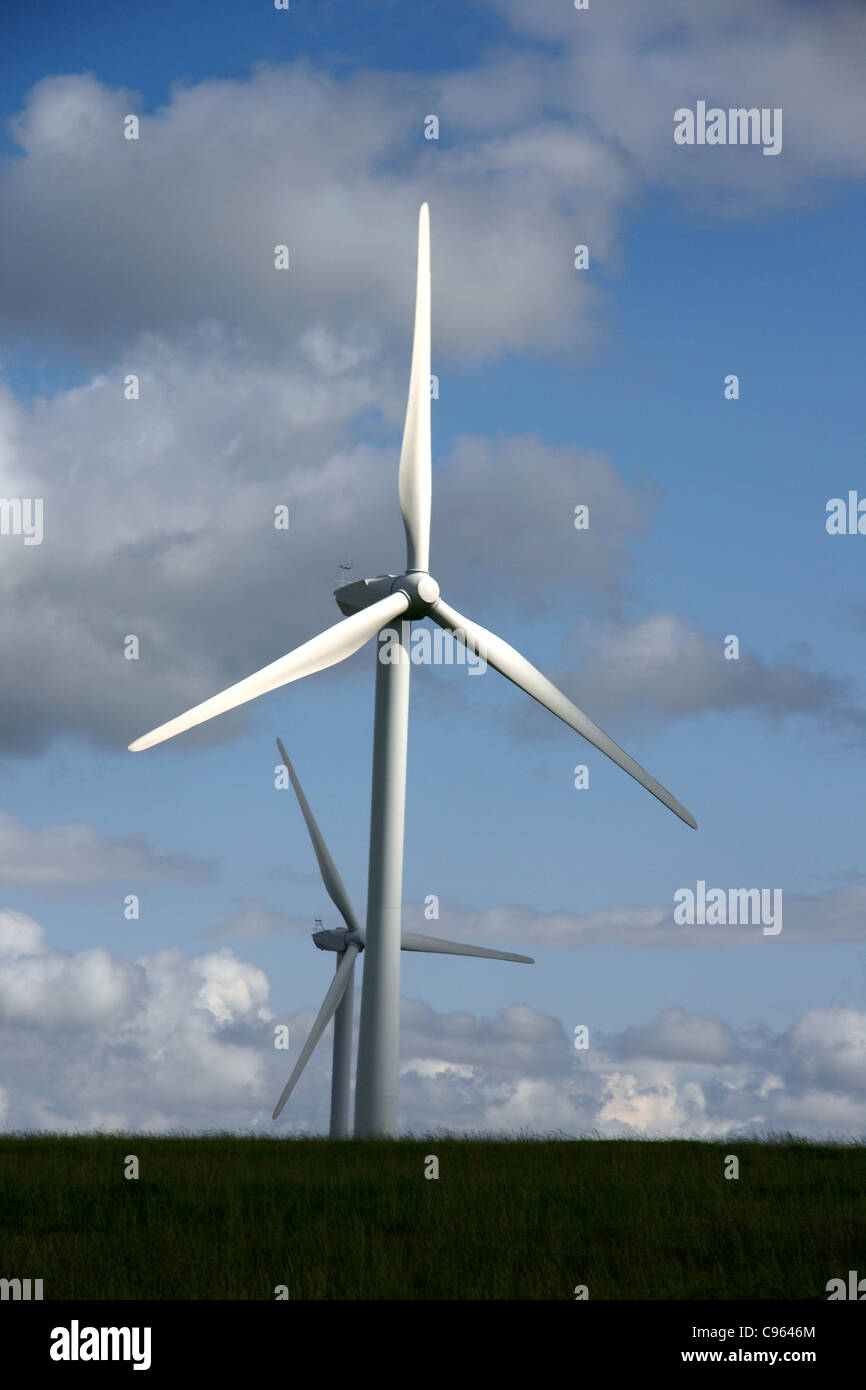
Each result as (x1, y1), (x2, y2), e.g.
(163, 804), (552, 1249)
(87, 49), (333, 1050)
(272, 737), (532, 1137)
(129, 203), (696, 1137)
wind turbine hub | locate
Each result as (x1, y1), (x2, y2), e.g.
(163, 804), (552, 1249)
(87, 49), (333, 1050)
(393, 570), (440, 617)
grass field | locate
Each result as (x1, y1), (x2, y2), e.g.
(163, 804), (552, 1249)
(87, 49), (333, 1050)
(0, 1133), (863, 1300)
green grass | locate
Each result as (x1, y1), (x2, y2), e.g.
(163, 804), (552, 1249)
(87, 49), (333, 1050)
(0, 1133), (863, 1299)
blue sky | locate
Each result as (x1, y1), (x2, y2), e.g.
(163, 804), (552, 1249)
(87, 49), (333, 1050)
(1, 0), (865, 1136)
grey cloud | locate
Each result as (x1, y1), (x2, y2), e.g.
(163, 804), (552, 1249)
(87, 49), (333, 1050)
(433, 433), (656, 615)
(788, 1007), (866, 1098)
(609, 1007), (737, 1065)
(401, 996), (570, 1077)
(0, 811), (210, 893)
(492, 0), (866, 213)
(201, 899), (307, 942)
(401, 878), (866, 949)
(548, 615), (866, 736)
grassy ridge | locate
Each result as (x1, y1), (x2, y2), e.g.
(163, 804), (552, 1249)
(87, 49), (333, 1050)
(0, 1134), (863, 1299)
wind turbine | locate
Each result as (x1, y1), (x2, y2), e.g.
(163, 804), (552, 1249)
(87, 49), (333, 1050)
(273, 737), (532, 1137)
(129, 202), (696, 1137)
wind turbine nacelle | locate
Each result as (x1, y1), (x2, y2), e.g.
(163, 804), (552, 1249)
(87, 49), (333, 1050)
(335, 571), (440, 619)
(312, 926), (364, 952)
(335, 575), (400, 617)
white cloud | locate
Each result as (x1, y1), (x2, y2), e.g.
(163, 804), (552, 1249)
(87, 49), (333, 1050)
(398, 998), (866, 1138)
(0, 920), (276, 1130)
(0, 349), (652, 753)
(0, 908), (47, 957)
(0, 43), (861, 762)
(0, 67), (616, 363)
(0, 914), (863, 1136)
(0, 920), (141, 1028)
(5, 3), (859, 389)
(193, 949), (273, 1026)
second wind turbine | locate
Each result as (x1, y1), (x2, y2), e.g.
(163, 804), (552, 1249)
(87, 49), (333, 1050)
(273, 736), (532, 1137)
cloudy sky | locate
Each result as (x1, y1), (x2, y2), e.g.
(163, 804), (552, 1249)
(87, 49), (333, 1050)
(1, 0), (865, 1137)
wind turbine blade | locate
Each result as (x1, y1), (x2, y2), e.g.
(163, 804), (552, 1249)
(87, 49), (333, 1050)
(401, 931), (533, 964)
(129, 591), (410, 751)
(431, 597), (697, 829)
(398, 202), (432, 572)
(272, 943), (360, 1120)
(276, 738), (361, 935)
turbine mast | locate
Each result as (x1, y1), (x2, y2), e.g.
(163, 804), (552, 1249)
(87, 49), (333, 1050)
(353, 624), (411, 1135)
(330, 950), (355, 1138)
